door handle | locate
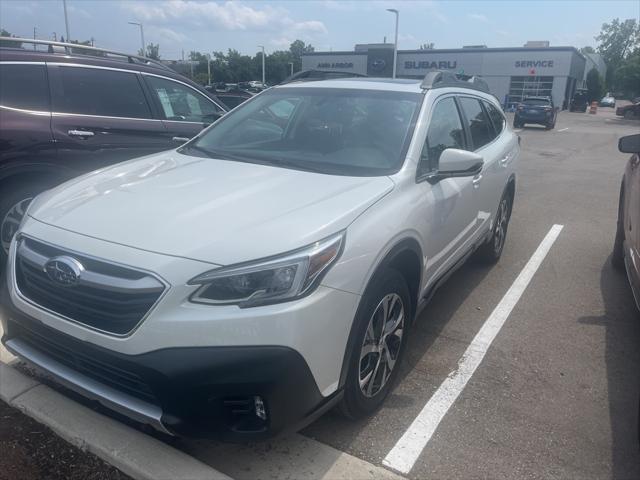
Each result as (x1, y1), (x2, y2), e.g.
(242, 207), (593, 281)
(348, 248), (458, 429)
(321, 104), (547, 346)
(472, 174), (483, 187)
(499, 155), (510, 167)
(172, 136), (190, 143)
(68, 129), (94, 137)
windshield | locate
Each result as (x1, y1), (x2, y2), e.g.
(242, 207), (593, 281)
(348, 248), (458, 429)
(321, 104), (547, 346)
(183, 87), (421, 176)
(522, 98), (551, 106)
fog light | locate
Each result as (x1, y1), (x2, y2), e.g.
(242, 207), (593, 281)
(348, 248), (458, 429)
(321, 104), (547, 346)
(254, 396), (267, 420)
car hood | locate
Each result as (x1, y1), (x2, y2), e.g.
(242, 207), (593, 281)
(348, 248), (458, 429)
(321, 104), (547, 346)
(29, 150), (394, 265)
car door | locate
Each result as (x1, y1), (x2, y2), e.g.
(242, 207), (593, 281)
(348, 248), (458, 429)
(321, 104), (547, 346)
(417, 95), (482, 284)
(142, 74), (226, 145)
(48, 64), (168, 172)
(457, 96), (513, 237)
(627, 152), (640, 300)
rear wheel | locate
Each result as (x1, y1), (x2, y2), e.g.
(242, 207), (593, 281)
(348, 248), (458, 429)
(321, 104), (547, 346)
(0, 180), (50, 264)
(339, 268), (410, 419)
(475, 192), (512, 264)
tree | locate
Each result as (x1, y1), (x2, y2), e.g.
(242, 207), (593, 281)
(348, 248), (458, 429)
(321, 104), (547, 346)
(0, 28), (21, 48)
(595, 18), (640, 87)
(586, 68), (604, 102)
(289, 40), (314, 73)
(580, 46), (595, 54)
(614, 50), (640, 97)
(139, 43), (160, 60)
(420, 43), (435, 50)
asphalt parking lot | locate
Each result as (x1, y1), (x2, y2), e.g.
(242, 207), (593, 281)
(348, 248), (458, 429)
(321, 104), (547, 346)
(2, 107), (639, 479)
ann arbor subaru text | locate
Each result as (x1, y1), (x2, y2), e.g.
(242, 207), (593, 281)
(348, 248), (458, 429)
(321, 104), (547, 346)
(1, 72), (519, 440)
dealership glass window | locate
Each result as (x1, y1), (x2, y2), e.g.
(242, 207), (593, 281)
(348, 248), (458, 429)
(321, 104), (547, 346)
(418, 97), (465, 176)
(146, 76), (223, 123)
(458, 97), (495, 150)
(54, 66), (151, 118)
(509, 76), (553, 103)
(0, 64), (50, 111)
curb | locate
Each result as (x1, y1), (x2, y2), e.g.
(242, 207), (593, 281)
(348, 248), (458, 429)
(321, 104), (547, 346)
(0, 362), (232, 480)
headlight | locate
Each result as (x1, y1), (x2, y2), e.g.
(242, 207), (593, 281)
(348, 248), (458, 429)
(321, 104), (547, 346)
(189, 232), (345, 307)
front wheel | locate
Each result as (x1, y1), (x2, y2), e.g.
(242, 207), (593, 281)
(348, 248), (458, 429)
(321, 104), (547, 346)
(339, 268), (411, 419)
(0, 181), (50, 263)
(475, 192), (512, 264)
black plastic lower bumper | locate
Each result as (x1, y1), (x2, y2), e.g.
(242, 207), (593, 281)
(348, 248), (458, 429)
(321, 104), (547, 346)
(0, 284), (340, 440)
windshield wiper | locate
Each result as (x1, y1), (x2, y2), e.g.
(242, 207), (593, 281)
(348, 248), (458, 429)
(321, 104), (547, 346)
(180, 144), (253, 163)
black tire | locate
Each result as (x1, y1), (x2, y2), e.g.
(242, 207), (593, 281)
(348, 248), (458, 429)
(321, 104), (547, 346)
(475, 191), (513, 264)
(513, 119), (522, 129)
(612, 185), (625, 270)
(0, 180), (50, 263)
(339, 268), (411, 419)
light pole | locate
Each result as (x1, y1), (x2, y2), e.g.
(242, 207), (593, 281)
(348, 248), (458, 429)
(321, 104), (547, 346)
(258, 45), (265, 85)
(386, 8), (399, 78)
(62, 0), (70, 42)
(128, 21), (145, 57)
(288, 62), (294, 77)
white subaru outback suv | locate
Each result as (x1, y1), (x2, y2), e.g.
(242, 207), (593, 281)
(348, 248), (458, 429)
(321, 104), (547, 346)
(1, 71), (519, 440)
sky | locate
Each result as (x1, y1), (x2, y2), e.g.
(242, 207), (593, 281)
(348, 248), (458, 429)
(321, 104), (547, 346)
(1, 0), (638, 59)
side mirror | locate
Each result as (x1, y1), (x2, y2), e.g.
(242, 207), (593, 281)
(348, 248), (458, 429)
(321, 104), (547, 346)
(437, 149), (484, 177)
(619, 134), (640, 154)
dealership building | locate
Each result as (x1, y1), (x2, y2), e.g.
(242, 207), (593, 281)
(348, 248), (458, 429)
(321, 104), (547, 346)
(302, 42), (602, 109)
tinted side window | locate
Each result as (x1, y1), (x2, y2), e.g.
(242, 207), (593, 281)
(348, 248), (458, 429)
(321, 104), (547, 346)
(146, 76), (223, 123)
(484, 101), (505, 136)
(418, 97), (465, 176)
(0, 64), (49, 110)
(55, 67), (151, 118)
(459, 97), (495, 150)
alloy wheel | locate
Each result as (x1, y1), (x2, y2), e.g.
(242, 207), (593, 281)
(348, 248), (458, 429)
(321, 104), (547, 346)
(1, 197), (32, 254)
(493, 198), (509, 255)
(359, 293), (404, 398)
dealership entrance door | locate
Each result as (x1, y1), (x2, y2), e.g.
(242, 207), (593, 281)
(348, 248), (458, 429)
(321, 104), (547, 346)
(509, 76), (554, 103)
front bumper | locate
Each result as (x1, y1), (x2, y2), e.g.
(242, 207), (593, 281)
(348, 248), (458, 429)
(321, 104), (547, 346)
(1, 284), (340, 440)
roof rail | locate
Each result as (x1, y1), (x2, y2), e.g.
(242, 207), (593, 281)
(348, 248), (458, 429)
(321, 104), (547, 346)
(0, 37), (173, 72)
(280, 69), (367, 85)
(420, 70), (490, 94)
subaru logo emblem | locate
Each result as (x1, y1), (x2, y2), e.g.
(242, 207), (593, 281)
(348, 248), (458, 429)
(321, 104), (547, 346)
(44, 256), (84, 287)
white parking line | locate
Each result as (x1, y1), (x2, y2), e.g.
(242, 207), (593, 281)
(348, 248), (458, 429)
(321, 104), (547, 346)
(383, 224), (564, 474)
(557, 127), (569, 132)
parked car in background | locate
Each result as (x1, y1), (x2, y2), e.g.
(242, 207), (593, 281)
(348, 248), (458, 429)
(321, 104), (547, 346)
(513, 96), (557, 129)
(0, 38), (227, 264)
(212, 89), (255, 110)
(600, 96), (616, 108)
(613, 133), (640, 312)
(569, 90), (588, 112)
(616, 98), (640, 120)
(1, 71), (519, 439)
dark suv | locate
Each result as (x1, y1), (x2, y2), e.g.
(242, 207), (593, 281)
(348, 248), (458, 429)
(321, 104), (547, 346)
(0, 39), (227, 262)
(513, 96), (557, 129)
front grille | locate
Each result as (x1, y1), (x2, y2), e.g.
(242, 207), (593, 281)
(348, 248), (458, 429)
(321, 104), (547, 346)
(12, 321), (157, 403)
(14, 237), (165, 335)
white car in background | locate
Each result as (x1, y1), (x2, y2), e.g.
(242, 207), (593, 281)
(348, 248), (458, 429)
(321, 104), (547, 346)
(2, 71), (519, 440)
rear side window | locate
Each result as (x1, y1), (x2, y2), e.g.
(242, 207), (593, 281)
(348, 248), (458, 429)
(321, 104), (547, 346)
(54, 66), (151, 118)
(146, 76), (223, 123)
(0, 64), (49, 111)
(484, 101), (505, 136)
(458, 97), (495, 150)
(418, 97), (465, 176)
